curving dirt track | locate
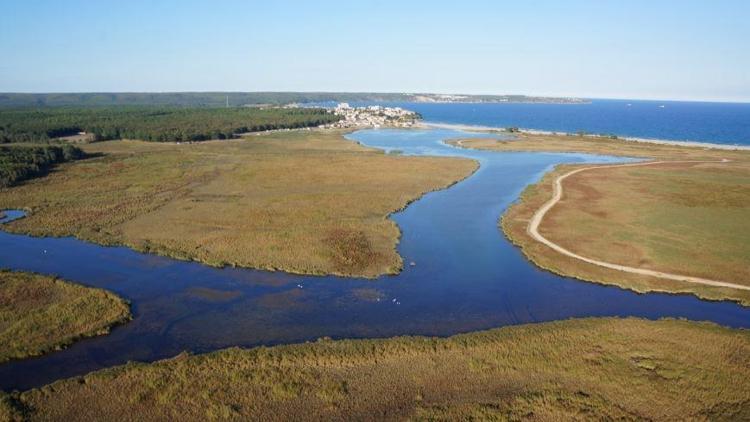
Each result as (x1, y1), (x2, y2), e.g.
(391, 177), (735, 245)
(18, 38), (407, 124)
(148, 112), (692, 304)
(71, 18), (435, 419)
(528, 159), (750, 292)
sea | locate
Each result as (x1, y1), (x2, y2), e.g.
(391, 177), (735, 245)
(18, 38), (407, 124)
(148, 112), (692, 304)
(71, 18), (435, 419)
(349, 99), (750, 146)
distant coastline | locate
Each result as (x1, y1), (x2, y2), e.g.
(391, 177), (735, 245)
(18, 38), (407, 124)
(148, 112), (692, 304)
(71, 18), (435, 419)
(406, 93), (587, 104)
(0, 92), (587, 108)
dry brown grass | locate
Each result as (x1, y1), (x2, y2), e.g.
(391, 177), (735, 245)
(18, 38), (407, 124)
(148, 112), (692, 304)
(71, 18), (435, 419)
(3, 318), (749, 421)
(545, 162), (750, 282)
(0, 270), (130, 363)
(0, 130), (476, 277)
(457, 133), (750, 304)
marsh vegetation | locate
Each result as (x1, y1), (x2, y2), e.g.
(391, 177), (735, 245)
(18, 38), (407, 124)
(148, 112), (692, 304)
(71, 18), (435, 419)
(0, 130), (476, 277)
(2, 318), (748, 420)
(0, 270), (130, 363)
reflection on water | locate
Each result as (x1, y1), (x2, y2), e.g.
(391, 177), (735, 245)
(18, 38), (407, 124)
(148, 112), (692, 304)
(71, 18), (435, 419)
(0, 209), (25, 224)
(1, 128), (748, 391)
(184, 287), (242, 303)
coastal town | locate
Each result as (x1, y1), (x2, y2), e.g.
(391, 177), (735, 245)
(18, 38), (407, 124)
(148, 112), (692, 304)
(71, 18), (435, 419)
(322, 103), (420, 128)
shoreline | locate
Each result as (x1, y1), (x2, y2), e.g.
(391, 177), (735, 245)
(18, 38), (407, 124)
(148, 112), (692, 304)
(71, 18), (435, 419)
(423, 122), (750, 151)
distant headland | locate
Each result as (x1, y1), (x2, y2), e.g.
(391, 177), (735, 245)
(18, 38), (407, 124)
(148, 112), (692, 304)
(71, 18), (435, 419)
(0, 92), (587, 108)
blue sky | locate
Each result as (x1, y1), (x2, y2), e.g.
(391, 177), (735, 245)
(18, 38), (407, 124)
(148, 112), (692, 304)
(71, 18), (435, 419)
(1, 0), (749, 101)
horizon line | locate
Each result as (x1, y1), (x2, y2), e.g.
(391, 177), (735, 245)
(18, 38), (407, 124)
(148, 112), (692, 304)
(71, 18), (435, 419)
(1, 91), (748, 105)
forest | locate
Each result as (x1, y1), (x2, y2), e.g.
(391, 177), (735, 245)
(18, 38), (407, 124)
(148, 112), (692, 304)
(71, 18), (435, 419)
(0, 106), (339, 143)
(0, 144), (85, 187)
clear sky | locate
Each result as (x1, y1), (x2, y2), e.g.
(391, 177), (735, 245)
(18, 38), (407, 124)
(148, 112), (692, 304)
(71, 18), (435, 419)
(1, 0), (749, 102)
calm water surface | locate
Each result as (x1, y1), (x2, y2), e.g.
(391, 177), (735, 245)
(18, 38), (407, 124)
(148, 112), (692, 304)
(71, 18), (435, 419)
(1, 128), (748, 391)
(348, 100), (750, 145)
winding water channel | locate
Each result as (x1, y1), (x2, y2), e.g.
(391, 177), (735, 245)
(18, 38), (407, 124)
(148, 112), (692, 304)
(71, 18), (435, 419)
(2, 128), (748, 391)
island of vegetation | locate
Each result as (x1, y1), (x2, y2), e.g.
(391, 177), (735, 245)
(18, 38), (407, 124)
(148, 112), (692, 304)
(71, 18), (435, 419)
(452, 132), (750, 305)
(2, 317), (748, 420)
(0, 270), (131, 363)
(0, 130), (476, 277)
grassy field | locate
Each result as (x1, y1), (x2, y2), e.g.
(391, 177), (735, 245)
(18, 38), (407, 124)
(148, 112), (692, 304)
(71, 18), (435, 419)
(456, 133), (750, 304)
(0, 130), (476, 277)
(2, 317), (748, 420)
(0, 270), (131, 363)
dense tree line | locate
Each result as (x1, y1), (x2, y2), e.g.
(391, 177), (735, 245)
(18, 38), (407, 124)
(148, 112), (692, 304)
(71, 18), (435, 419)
(0, 107), (340, 143)
(0, 144), (85, 187)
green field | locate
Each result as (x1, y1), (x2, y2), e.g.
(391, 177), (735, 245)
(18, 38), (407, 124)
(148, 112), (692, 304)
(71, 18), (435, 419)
(0, 270), (131, 363)
(3, 318), (748, 421)
(0, 130), (476, 277)
(458, 133), (750, 304)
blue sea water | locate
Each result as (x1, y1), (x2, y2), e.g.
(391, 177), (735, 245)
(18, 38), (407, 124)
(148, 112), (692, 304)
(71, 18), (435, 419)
(352, 99), (750, 145)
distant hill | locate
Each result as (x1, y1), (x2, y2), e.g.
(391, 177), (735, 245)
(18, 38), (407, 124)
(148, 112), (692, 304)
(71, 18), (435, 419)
(0, 92), (587, 108)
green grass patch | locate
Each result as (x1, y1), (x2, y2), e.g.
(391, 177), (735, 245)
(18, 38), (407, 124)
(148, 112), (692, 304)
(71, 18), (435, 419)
(3, 318), (749, 420)
(0, 270), (131, 363)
